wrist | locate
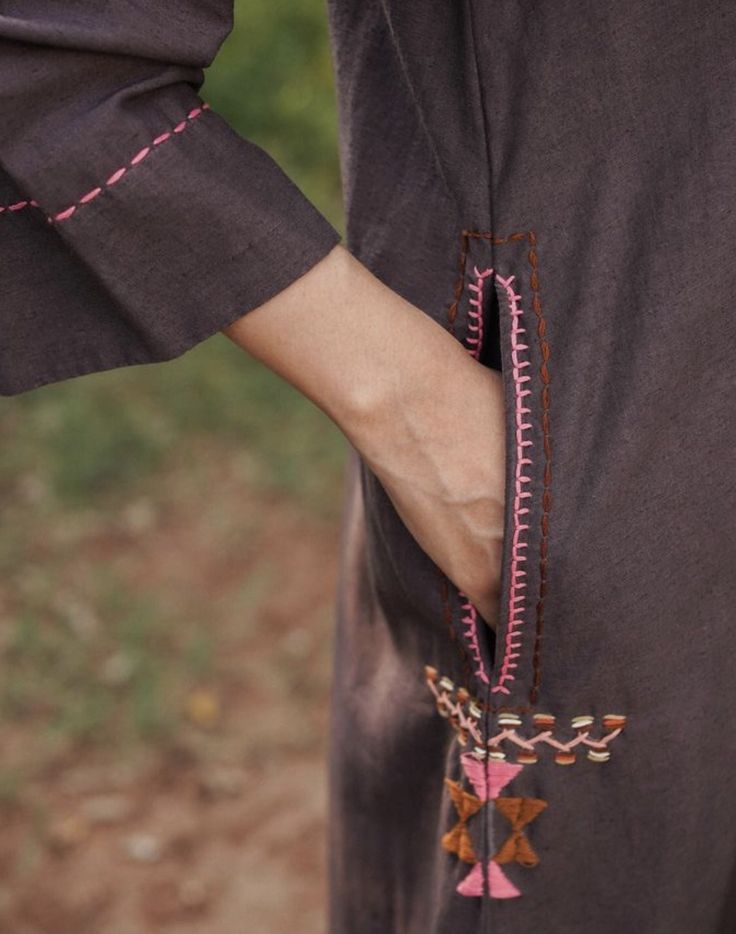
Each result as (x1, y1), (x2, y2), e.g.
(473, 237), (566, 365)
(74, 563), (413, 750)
(340, 314), (500, 476)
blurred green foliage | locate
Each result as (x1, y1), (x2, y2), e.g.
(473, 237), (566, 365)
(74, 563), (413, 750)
(0, 0), (345, 766)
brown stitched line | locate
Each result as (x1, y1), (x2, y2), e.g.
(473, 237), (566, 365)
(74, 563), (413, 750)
(446, 228), (551, 707)
(447, 231), (469, 329)
(525, 231), (551, 706)
(447, 229), (529, 327)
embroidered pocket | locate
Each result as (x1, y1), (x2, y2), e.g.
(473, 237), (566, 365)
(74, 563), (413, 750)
(425, 230), (628, 902)
(444, 230), (549, 707)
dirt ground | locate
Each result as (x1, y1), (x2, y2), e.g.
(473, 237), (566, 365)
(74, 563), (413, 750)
(0, 445), (343, 934)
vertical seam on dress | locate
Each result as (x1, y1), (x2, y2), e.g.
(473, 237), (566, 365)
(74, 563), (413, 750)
(457, 2), (495, 894)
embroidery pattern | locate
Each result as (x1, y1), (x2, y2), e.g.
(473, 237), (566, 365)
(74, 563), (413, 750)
(432, 230), (626, 901)
(438, 575), (475, 686)
(426, 667), (627, 764)
(457, 264), (535, 695)
(493, 797), (548, 867)
(457, 591), (490, 685)
(449, 231), (552, 705)
(0, 103), (211, 224)
(0, 198), (39, 216)
(493, 271), (534, 696)
(442, 779), (483, 862)
(464, 265), (493, 359)
(428, 666), (626, 898)
(526, 232), (551, 706)
(445, 750), (548, 899)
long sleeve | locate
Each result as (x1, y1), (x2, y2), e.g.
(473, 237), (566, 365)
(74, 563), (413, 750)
(0, 1), (342, 395)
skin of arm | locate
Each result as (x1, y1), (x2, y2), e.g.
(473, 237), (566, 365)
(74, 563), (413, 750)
(221, 244), (506, 629)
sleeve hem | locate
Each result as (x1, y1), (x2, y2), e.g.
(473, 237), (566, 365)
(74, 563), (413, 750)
(0, 93), (345, 395)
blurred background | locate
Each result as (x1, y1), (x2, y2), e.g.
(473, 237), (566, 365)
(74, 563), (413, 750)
(0, 2), (345, 931)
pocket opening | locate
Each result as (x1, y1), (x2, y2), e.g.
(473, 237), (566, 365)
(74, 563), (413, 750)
(455, 247), (537, 705)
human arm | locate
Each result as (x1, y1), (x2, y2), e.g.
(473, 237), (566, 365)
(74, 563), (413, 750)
(0, 2), (341, 377)
(222, 243), (506, 629)
(0, 4), (505, 622)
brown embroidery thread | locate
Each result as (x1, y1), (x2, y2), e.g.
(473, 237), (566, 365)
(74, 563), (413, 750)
(442, 779), (483, 863)
(526, 231), (551, 705)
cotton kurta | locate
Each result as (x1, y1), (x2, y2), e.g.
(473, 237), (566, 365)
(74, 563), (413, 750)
(3, 3), (736, 933)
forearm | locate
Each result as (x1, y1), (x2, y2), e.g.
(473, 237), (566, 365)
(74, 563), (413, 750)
(222, 243), (507, 626)
(221, 244), (478, 444)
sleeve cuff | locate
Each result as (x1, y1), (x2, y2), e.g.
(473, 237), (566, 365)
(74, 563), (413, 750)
(1, 89), (342, 393)
(46, 94), (343, 356)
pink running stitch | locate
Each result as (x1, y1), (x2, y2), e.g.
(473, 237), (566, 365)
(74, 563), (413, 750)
(0, 103), (210, 223)
(0, 199), (39, 216)
(454, 266), (495, 684)
(492, 274), (534, 696)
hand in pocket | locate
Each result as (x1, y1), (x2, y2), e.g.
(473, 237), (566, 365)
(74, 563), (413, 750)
(225, 244), (508, 629)
(350, 347), (507, 630)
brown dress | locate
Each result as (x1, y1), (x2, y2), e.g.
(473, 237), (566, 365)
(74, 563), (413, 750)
(4, 3), (736, 932)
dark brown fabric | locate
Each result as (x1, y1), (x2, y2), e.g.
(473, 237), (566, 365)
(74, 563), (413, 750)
(326, 2), (736, 933)
(0, 2), (341, 395)
(4, 2), (736, 932)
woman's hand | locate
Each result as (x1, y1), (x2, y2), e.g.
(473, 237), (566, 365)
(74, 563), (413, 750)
(347, 349), (506, 629)
(222, 244), (506, 628)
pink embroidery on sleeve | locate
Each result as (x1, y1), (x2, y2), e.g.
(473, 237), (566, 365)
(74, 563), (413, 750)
(426, 667), (627, 901)
(47, 103), (210, 223)
(0, 103), (211, 223)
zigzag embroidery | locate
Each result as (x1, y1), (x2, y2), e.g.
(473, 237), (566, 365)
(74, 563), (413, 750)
(425, 666), (626, 765)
